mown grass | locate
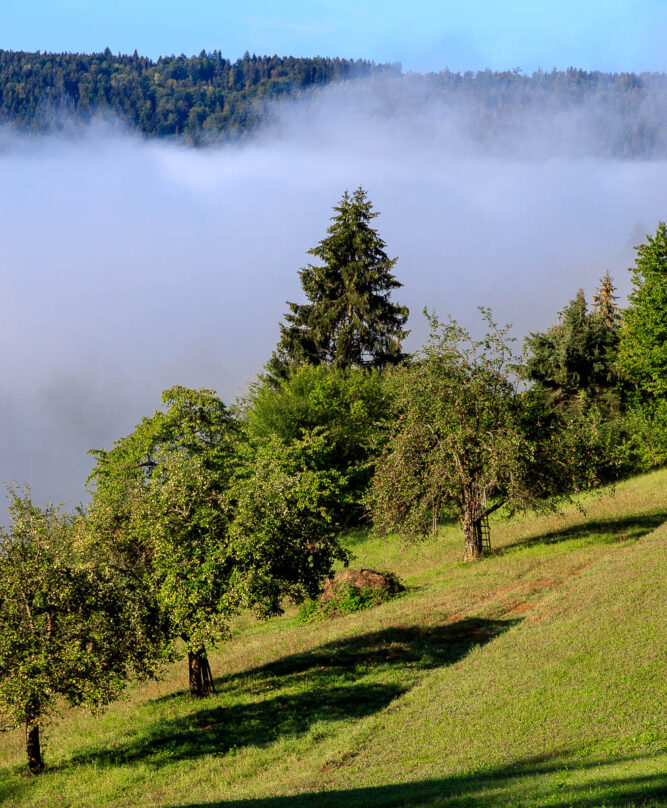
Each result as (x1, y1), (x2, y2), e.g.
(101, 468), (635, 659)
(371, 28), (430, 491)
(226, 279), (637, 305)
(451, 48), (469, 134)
(1, 468), (665, 807)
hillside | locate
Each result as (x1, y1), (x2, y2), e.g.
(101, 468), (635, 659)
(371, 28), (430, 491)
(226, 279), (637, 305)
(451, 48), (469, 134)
(0, 468), (665, 807)
(0, 50), (389, 141)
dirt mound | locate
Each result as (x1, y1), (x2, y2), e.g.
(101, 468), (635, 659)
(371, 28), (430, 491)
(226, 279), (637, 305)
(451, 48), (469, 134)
(320, 568), (404, 603)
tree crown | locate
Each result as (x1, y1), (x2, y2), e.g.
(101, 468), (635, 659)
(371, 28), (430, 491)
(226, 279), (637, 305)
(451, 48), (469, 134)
(268, 187), (409, 382)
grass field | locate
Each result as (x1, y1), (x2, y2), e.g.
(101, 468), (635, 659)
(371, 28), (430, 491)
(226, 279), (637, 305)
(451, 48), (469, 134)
(1, 469), (665, 807)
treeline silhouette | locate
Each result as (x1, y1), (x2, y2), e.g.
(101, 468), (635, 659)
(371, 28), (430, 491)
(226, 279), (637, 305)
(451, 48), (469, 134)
(0, 48), (666, 154)
(0, 49), (394, 140)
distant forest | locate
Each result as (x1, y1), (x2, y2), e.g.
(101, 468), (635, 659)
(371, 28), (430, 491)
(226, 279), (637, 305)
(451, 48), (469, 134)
(0, 49), (392, 140)
(1, 48), (666, 156)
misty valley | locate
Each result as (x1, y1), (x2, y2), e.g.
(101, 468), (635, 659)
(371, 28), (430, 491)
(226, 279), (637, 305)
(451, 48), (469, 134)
(0, 48), (665, 808)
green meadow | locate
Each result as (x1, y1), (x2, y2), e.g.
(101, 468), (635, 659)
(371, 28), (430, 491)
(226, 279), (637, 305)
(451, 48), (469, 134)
(1, 468), (665, 808)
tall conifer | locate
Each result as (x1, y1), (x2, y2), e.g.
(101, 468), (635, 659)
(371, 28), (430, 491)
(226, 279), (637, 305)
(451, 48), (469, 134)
(267, 188), (409, 382)
(617, 222), (667, 398)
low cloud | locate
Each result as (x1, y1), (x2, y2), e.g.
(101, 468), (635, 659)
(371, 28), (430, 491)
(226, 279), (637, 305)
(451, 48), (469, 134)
(0, 77), (664, 514)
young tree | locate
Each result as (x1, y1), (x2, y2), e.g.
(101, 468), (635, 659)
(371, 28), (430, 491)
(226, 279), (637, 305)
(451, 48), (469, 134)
(617, 222), (667, 399)
(592, 270), (621, 328)
(267, 187), (409, 382)
(371, 310), (600, 561)
(0, 491), (158, 773)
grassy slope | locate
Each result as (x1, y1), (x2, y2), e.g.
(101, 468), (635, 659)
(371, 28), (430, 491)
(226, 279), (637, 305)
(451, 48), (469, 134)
(0, 469), (665, 808)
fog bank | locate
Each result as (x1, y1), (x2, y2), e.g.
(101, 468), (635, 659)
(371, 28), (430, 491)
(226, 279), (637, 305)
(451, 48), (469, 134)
(1, 80), (664, 514)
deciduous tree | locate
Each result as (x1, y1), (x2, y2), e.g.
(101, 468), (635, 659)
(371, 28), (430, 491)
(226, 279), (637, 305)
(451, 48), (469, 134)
(86, 386), (347, 696)
(0, 491), (158, 773)
(371, 310), (601, 561)
(245, 364), (389, 524)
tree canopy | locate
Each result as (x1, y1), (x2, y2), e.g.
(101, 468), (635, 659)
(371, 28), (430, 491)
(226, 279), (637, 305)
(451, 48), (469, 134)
(522, 282), (622, 413)
(245, 363), (390, 524)
(85, 385), (347, 696)
(0, 490), (158, 773)
(268, 187), (409, 382)
(617, 222), (667, 399)
(371, 310), (602, 560)
(1, 51), (666, 157)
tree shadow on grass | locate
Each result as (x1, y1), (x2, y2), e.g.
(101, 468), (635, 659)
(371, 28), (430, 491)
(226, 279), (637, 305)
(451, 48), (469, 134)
(55, 618), (516, 773)
(498, 510), (667, 555)
(166, 750), (667, 808)
(226, 617), (514, 684)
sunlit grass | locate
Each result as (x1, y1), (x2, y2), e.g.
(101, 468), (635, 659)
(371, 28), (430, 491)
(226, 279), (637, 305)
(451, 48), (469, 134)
(1, 468), (665, 807)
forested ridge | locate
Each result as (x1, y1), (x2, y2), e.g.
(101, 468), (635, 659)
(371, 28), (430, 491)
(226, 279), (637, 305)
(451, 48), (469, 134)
(1, 48), (667, 155)
(0, 49), (394, 140)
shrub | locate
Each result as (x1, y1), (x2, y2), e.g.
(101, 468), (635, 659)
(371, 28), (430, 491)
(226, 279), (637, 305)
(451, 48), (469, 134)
(297, 571), (404, 624)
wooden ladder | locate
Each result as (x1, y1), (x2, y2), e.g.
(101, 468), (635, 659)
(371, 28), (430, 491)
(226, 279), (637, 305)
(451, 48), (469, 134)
(477, 514), (491, 555)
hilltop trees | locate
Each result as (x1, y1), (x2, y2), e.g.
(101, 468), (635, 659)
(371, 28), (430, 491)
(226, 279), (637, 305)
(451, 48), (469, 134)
(267, 187), (409, 382)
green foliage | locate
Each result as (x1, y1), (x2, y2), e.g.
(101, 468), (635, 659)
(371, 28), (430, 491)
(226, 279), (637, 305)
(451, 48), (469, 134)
(603, 398), (667, 472)
(0, 470), (664, 805)
(371, 310), (602, 560)
(296, 583), (398, 624)
(86, 386), (348, 682)
(522, 284), (621, 413)
(1, 52), (666, 158)
(245, 364), (390, 524)
(0, 490), (156, 771)
(85, 386), (241, 656)
(617, 221), (667, 399)
(229, 432), (350, 617)
(0, 50), (388, 140)
(268, 188), (409, 382)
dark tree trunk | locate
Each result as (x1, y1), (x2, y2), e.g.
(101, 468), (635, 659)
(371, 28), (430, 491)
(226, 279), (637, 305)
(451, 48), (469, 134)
(188, 647), (216, 697)
(26, 716), (43, 774)
(462, 490), (483, 562)
(463, 511), (481, 561)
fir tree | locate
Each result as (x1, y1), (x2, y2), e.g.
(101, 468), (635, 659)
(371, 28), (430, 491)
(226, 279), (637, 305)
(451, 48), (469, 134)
(267, 188), (409, 382)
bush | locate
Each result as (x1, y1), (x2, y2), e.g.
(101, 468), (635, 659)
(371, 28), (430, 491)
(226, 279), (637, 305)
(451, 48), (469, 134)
(296, 571), (404, 624)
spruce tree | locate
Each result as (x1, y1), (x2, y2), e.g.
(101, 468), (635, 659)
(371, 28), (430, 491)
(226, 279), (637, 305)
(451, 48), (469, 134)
(523, 286), (621, 412)
(267, 187), (409, 382)
(592, 271), (621, 328)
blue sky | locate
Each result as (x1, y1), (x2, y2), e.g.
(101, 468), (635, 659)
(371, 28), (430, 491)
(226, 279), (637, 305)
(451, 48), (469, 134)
(2, 0), (666, 73)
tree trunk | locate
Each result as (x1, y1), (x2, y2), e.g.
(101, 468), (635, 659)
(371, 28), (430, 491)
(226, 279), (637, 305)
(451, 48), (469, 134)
(462, 495), (483, 562)
(25, 715), (43, 774)
(188, 647), (216, 697)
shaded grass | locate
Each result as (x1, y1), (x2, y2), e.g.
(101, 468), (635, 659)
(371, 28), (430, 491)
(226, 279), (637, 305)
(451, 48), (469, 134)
(50, 618), (513, 775)
(498, 510), (667, 553)
(169, 751), (667, 808)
